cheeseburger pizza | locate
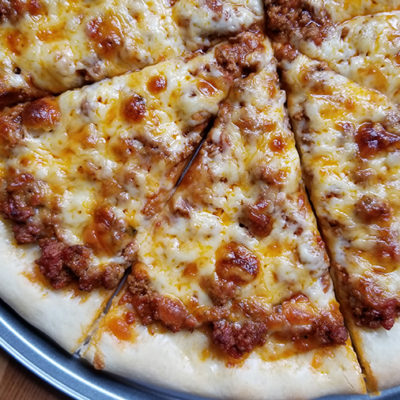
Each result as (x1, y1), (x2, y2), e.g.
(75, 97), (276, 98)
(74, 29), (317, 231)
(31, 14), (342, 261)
(0, 0), (400, 399)
(0, 32), (265, 352)
(84, 39), (364, 399)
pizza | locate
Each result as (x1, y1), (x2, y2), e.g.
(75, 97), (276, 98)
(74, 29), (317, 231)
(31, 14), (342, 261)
(0, 0), (263, 107)
(84, 38), (364, 399)
(280, 49), (400, 391)
(0, 32), (265, 351)
(0, 1), (400, 399)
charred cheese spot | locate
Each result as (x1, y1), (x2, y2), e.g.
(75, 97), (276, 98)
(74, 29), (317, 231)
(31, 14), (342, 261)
(375, 229), (400, 264)
(269, 135), (286, 152)
(83, 206), (129, 256)
(36, 25), (65, 42)
(182, 262), (198, 277)
(352, 167), (374, 185)
(6, 31), (25, 55)
(240, 200), (273, 238)
(355, 195), (391, 224)
(0, 0), (42, 23)
(147, 75), (167, 94)
(355, 122), (400, 158)
(122, 93), (146, 123)
(27, 0), (42, 15)
(197, 80), (217, 97)
(256, 166), (286, 187)
(216, 242), (260, 285)
(22, 97), (61, 131)
(86, 14), (124, 57)
(235, 114), (275, 140)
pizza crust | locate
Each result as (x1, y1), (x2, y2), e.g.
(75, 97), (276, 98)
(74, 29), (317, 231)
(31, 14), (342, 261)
(84, 325), (365, 400)
(0, 219), (111, 353)
(349, 320), (400, 391)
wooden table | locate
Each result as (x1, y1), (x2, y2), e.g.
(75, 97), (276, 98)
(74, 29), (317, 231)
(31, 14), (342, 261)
(0, 347), (70, 400)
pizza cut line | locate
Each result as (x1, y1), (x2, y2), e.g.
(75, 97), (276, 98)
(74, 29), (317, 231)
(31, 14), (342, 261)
(0, 1), (400, 399)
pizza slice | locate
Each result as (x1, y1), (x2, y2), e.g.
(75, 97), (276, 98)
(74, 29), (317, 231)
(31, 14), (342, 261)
(270, 11), (400, 104)
(84, 39), (365, 399)
(0, 0), (263, 108)
(265, 0), (400, 50)
(0, 32), (265, 352)
(280, 50), (400, 390)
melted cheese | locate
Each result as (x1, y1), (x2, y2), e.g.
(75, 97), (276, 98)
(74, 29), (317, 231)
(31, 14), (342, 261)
(172, 0), (264, 50)
(3, 44), (241, 269)
(77, 37), (367, 399)
(108, 39), (339, 330)
(320, 0), (400, 22)
(304, 0), (400, 24)
(292, 11), (400, 104)
(0, 0), (184, 94)
(282, 52), (400, 296)
(0, 0), (262, 100)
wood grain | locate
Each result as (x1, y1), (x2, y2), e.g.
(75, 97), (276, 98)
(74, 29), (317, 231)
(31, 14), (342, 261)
(0, 348), (70, 400)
